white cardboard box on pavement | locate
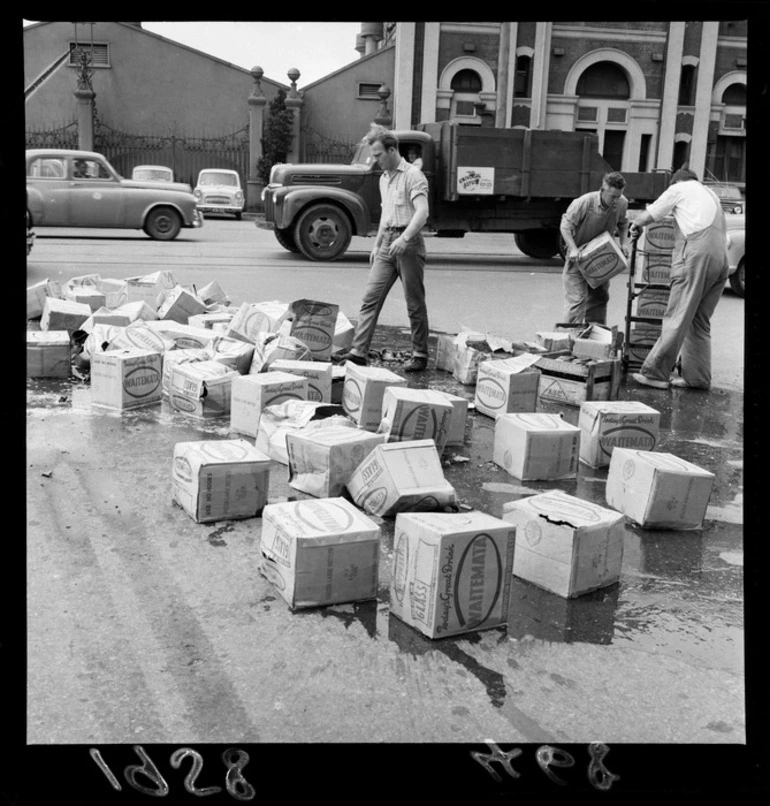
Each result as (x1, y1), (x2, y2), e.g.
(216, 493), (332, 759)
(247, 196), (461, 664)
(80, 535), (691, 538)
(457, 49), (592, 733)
(230, 372), (309, 438)
(161, 348), (209, 395)
(579, 400), (661, 468)
(167, 360), (240, 419)
(27, 331), (71, 378)
(390, 510), (515, 638)
(287, 298), (339, 361)
(474, 355), (541, 418)
(40, 297), (92, 333)
(91, 348), (163, 410)
(378, 387), (454, 453)
(157, 286), (207, 324)
(172, 439), (270, 523)
(271, 359), (333, 403)
(434, 391), (469, 447)
(342, 363), (408, 431)
(605, 448), (715, 530)
(501, 490), (625, 598)
(226, 301), (291, 343)
(259, 497), (381, 609)
(346, 439), (457, 517)
(493, 412), (580, 480)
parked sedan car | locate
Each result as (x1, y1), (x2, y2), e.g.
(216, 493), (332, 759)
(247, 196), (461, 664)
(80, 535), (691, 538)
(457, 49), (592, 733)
(194, 169), (244, 219)
(26, 149), (203, 240)
(131, 164), (175, 183)
(705, 182), (745, 214)
(724, 212), (745, 297)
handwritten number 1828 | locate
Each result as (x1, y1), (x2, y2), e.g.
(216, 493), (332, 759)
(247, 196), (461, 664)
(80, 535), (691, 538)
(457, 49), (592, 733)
(90, 746), (255, 799)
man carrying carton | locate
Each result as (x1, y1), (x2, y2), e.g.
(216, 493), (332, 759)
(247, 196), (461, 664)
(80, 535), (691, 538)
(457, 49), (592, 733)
(560, 172), (630, 325)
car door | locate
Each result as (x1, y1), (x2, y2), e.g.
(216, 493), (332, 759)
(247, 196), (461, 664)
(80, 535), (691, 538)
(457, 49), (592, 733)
(67, 157), (125, 228)
(27, 156), (70, 226)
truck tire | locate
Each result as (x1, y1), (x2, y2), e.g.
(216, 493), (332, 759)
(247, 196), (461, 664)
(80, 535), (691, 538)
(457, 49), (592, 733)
(144, 206), (182, 240)
(293, 204), (352, 261)
(274, 227), (300, 253)
(515, 230), (560, 259)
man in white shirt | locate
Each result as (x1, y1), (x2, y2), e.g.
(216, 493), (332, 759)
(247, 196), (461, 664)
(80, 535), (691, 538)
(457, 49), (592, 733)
(629, 168), (730, 390)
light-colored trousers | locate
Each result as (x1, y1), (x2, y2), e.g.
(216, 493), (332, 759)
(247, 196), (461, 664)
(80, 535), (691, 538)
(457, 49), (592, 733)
(562, 260), (610, 324)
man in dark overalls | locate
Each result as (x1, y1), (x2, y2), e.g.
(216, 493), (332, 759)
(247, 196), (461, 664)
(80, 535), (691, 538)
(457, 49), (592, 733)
(629, 168), (730, 390)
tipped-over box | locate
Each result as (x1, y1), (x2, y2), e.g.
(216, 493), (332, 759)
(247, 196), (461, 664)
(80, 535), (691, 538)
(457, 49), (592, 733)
(474, 355), (541, 418)
(188, 312), (236, 331)
(124, 270), (177, 310)
(226, 301), (291, 343)
(161, 348), (209, 395)
(579, 401), (661, 468)
(493, 412), (580, 480)
(230, 372), (309, 438)
(287, 298), (339, 361)
(249, 332), (312, 373)
(435, 391), (469, 447)
(378, 388), (453, 453)
(576, 231), (628, 288)
(204, 335), (255, 374)
(259, 497), (381, 609)
(390, 511), (515, 638)
(346, 439), (457, 517)
(342, 363), (408, 430)
(605, 448), (715, 530)
(172, 439), (270, 523)
(144, 320), (216, 350)
(91, 349), (163, 410)
(502, 490), (625, 598)
(157, 286), (207, 324)
(40, 297), (92, 333)
(27, 331), (70, 378)
(287, 426), (386, 498)
(270, 359), (333, 403)
(167, 360), (240, 419)
(27, 279), (62, 320)
(108, 322), (175, 354)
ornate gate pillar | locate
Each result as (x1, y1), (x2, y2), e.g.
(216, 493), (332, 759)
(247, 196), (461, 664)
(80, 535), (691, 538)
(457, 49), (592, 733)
(247, 66), (267, 211)
(74, 88), (95, 151)
(284, 68), (304, 164)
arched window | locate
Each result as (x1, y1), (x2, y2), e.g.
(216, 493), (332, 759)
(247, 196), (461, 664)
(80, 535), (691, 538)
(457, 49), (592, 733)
(450, 69), (483, 119)
(514, 55), (532, 98)
(722, 83), (746, 105)
(576, 62), (630, 99)
(678, 65), (697, 106)
(451, 69), (482, 93)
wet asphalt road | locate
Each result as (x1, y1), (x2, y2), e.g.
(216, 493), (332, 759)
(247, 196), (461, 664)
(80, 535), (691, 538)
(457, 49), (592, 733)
(25, 221), (745, 757)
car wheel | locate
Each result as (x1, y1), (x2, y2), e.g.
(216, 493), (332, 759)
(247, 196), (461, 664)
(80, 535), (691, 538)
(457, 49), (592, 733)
(144, 207), (182, 240)
(274, 227), (300, 253)
(234, 212), (242, 221)
(293, 204), (352, 261)
(515, 229), (560, 259)
(729, 258), (745, 297)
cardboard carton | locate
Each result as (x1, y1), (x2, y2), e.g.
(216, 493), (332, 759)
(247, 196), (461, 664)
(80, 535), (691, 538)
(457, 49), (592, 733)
(124, 270), (177, 310)
(331, 364), (346, 404)
(287, 426), (386, 497)
(259, 497), (381, 609)
(72, 289), (107, 312)
(62, 274), (102, 300)
(172, 439), (270, 523)
(230, 372), (309, 438)
(95, 278), (128, 309)
(108, 322), (176, 354)
(378, 388), (454, 453)
(390, 511), (516, 638)
(501, 490), (625, 598)
(536, 331), (572, 352)
(474, 355), (541, 418)
(576, 231), (628, 288)
(249, 332), (312, 373)
(40, 298), (92, 333)
(536, 355), (622, 406)
(634, 287), (670, 320)
(157, 285), (207, 324)
(640, 254), (673, 286)
(434, 330), (502, 385)
(112, 301), (159, 323)
(571, 324), (623, 360)
(226, 301), (291, 343)
(287, 298), (339, 361)
(91, 349), (163, 410)
(270, 359), (333, 403)
(434, 391), (469, 447)
(27, 279), (62, 320)
(346, 439), (457, 517)
(579, 401), (661, 468)
(256, 400), (352, 464)
(161, 349), (209, 395)
(204, 335), (255, 375)
(144, 320), (216, 350)
(333, 311), (355, 353)
(167, 360), (240, 419)
(82, 324), (124, 364)
(605, 448), (715, 529)
(493, 412), (580, 480)
(27, 331), (70, 378)
(196, 280), (230, 307)
(90, 308), (132, 328)
(188, 312), (236, 330)
(341, 363), (408, 431)
(640, 216), (676, 254)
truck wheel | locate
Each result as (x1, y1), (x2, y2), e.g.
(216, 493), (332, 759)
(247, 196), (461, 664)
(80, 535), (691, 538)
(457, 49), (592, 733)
(515, 230), (560, 259)
(144, 207), (182, 240)
(294, 204), (352, 261)
(274, 227), (300, 253)
(729, 258), (745, 297)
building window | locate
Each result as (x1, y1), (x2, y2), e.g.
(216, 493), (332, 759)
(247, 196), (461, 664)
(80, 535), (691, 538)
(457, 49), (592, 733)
(451, 70), (482, 93)
(721, 83), (746, 106)
(577, 106), (598, 122)
(606, 107), (627, 123)
(357, 82), (383, 99)
(678, 65), (696, 106)
(603, 131), (626, 172)
(450, 69), (483, 123)
(514, 55), (532, 98)
(68, 43), (110, 68)
(576, 62), (630, 99)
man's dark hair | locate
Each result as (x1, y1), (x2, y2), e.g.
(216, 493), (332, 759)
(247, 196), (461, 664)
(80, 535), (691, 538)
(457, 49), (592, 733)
(670, 167), (700, 184)
(366, 123), (399, 152)
(603, 171), (626, 190)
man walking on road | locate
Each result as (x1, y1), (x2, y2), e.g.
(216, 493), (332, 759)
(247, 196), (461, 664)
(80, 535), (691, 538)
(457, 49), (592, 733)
(337, 125), (431, 372)
(629, 167), (729, 390)
(560, 171), (630, 324)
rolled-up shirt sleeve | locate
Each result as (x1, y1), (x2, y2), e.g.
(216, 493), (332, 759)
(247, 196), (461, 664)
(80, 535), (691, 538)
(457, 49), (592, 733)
(645, 186), (679, 221)
(407, 169), (429, 202)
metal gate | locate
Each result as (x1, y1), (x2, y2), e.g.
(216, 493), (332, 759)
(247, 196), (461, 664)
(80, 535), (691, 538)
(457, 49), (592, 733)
(301, 125), (357, 164)
(25, 122), (79, 150)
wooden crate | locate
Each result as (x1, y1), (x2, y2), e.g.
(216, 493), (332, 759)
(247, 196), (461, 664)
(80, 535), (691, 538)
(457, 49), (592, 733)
(535, 352), (622, 406)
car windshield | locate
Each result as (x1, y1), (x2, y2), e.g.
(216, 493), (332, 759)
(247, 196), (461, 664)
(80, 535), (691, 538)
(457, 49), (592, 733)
(199, 172), (239, 186)
(134, 168), (173, 181)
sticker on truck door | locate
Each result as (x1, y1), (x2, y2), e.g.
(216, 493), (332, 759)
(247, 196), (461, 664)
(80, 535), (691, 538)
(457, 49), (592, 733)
(457, 167), (494, 195)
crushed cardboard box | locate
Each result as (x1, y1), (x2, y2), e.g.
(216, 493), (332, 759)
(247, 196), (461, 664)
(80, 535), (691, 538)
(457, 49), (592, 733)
(230, 371), (309, 438)
(579, 400), (661, 468)
(474, 355), (541, 418)
(287, 425), (386, 498)
(172, 439), (270, 523)
(40, 297), (92, 333)
(196, 280), (230, 307)
(91, 348), (163, 410)
(27, 331), (71, 378)
(571, 324), (623, 360)
(249, 332), (312, 373)
(167, 360), (240, 419)
(346, 439), (457, 517)
(390, 510), (515, 638)
(259, 497), (381, 609)
(378, 388), (454, 453)
(270, 359), (333, 403)
(502, 490), (625, 598)
(605, 448), (715, 530)
(161, 348), (210, 395)
(204, 335), (255, 375)
(107, 322), (176, 354)
(188, 312), (236, 331)
(72, 289), (107, 312)
(435, 330), (514, 385)
(493, 412), (580, 480)
(157, 285), (207, 324)
(536, 331), (572, 352)
(342, 363), (408, 430)
(27, 279), (63, 320)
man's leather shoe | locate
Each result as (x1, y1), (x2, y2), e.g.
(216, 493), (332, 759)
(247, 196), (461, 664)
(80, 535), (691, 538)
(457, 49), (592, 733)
(338, 352), (368, 366)
(403, 356), (428, 372)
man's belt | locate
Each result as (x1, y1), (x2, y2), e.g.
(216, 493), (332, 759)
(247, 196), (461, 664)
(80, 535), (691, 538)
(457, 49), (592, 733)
(384, 226), (407, 232)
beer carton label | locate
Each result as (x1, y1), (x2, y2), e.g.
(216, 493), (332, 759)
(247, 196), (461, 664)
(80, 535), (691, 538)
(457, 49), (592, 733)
(577, 232), (628, 288)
